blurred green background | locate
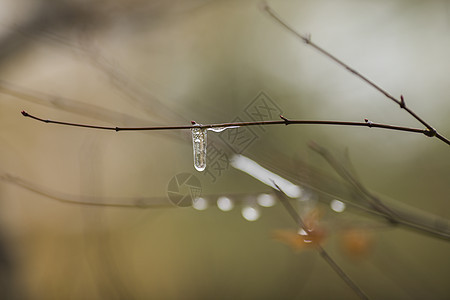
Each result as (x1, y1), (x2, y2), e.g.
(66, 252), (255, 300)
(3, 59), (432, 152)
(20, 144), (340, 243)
(0, 0), (449, 299)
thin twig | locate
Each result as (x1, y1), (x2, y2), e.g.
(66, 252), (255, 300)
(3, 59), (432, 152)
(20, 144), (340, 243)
(309, 142), (400, 223)
(21, 111), (431, 137)
(0, 172), (281, 211)
(0, 81), (185, 142)
(252, 149), (450, 240)
(261, 2), (449, 146)
(273, 184), (369, 300)
(308, 143), (450, 240)
(0, 173), (173, 209)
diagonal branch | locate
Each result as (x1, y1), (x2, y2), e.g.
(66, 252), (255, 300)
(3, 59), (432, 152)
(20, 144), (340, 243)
(309, 142), (400, 224)
(272, 184), (369, 300)
(261, 2), (449, 146)
(308, 142), (450, 240)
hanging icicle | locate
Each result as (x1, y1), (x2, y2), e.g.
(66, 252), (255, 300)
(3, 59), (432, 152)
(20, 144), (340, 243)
(191, 122), (207, 172)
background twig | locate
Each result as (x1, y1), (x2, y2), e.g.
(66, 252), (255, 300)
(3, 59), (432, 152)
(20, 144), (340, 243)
(273, 184), (369, 300)
(308, 143), (450, 240)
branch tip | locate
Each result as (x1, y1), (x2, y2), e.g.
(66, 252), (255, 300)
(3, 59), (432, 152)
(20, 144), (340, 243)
(21, 110), (28, 117)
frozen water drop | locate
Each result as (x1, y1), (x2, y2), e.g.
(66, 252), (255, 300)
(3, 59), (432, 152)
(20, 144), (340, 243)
(207, 126), (240, 133)
(191, 125), (240, 172)
(191, 126), (207, 172)
(208, 127), (227, 133)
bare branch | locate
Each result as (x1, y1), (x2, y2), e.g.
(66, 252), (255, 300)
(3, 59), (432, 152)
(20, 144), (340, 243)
(272, 183), (369, 300)
(261, 2), (449, 146)
(309, 142), (400, 223)
(0, 173), (173, 209)
(21, 110), (432, 137)
(309, 142), (450, 241)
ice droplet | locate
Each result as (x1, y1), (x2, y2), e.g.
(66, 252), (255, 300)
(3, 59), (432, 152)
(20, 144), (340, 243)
(207, 126), (240, 133)
(207, 127), (226, 133)
(191, 126), (207, 171)
(191, 125), (240, 172)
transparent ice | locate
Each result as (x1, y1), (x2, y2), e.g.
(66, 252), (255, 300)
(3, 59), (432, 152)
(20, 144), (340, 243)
(191, 125), (240, 172)
(191, 126), (207, 171)
(207, 126), (240, 133)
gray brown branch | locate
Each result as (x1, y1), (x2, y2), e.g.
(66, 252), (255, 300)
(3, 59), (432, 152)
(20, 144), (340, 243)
(261, 2), (449, 146)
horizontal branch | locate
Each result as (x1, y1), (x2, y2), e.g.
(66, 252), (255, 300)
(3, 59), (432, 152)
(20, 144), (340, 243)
(22, 111), (434, 138)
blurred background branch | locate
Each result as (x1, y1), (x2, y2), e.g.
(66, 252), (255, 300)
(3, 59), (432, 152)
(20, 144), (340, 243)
(0, 0), (449, 299)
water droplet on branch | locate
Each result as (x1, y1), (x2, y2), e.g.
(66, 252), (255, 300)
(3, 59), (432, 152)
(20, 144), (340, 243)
(191, 125), (239, 172)
(207, 126), (240, 133)
(191, 126), (207, 171)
